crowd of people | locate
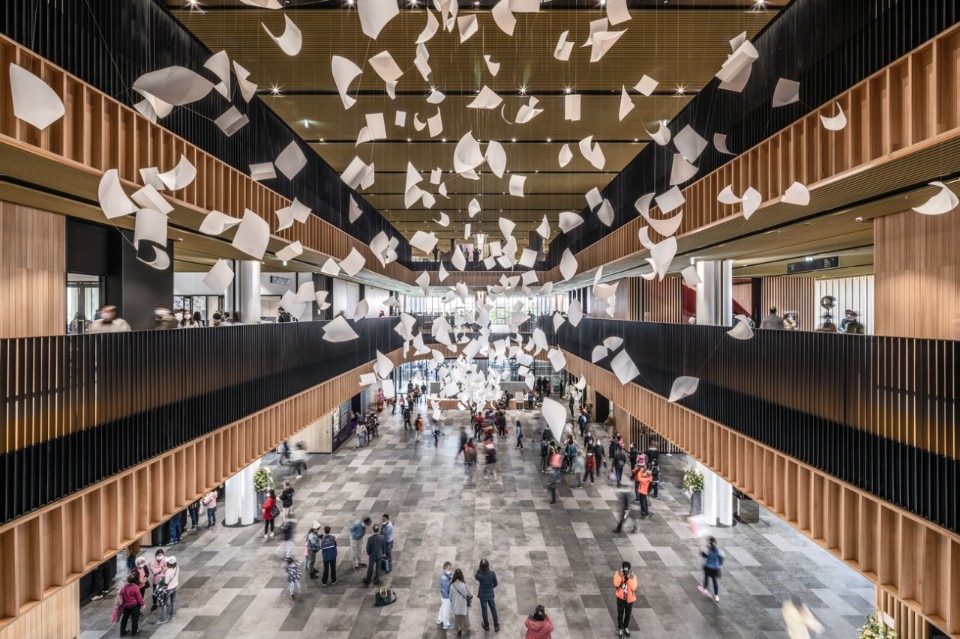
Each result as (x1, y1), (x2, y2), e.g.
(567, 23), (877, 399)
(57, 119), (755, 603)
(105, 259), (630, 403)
(81, 304), (241, 334)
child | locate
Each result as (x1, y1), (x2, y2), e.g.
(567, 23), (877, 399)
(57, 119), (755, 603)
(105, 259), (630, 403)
(285, 556), (302, 600)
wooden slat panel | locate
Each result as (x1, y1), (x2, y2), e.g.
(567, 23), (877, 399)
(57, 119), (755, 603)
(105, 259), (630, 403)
(761, 275), (815, 330)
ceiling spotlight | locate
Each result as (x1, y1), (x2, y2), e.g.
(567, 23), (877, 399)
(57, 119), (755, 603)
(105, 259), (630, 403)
(408, 0), (418, 5)
(675, 85), (686, 95)
(633, 138), (639, 143)
(755, 0), (765, 5)
(441, 138), (447, 143)
(473, 0), (480, 5)
(519, 86), (528, 95)
(302, 119), (309, 128)
(511, 137), (517, 143)
(270, 85), (281, 95)
(563, 86), (573, 94)
(599, 0), (606, 5)
(546, 138), (552, 143)
(407, 137), (412, 142)
(185, 0), (199, 7)
(345, 0), (355, 5)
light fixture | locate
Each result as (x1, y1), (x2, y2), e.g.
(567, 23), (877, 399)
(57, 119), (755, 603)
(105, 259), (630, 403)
(511, 137), (517, 143)
(599, 0), (606, 5)
(633, 138), (639, 143)
(282, 260), (288, 266)
(408, 0), (418, 5)
(319, 137), (325, 143)
(407, 137), (412, 142)
(546, 137), (552, 143)
(441, 137), (447, 143)
(345, 0), (355, 5)
(270, 85), (281, 95)
(804, 256), (813, 262)
(186, 0), (199, 7)
(302, 119), (309, 128)
(518, 86), (528, 95)
(563, 86), (573, 94)
(675, 85), (686, 95)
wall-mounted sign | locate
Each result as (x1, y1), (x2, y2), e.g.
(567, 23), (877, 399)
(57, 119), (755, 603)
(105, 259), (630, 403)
(787, 256), (839, 274)
(269, 275), (293, 286)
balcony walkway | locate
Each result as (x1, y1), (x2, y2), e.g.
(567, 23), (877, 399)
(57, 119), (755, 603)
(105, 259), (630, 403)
(78, 405), (873, 639)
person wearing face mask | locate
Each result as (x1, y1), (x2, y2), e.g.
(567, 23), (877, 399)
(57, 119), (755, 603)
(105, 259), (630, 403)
(88, 305), (131, 333)
(149, 549), (167, 611)
(153, 304), (178, 330)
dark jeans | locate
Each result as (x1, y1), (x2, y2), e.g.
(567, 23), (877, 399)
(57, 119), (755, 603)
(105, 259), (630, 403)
(383, 541), (393, 573)
(168, 517), (181, 543)
(91, 561), (112, 595)
(364, 557), (382, 583)
(614, 465), (624, 487)
(480, 598), (499, 628)
(322, 559), (337, 584)
(703, 568), (720, 595)
(638, 494), (649, 516)
(650, 481), (659, 498)
(188, 505), (200, 528)
(207, 507), (217, 527)
(583, 469), (594, 483)
(291, 460), (306, 476)
(119, 605), (141, 635)
(616, 598), (633, 630)
(263, 518), (275, 535)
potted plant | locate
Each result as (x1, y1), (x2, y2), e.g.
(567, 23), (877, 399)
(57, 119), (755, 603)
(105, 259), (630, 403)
(253, 466), (274, 518)
(858, 612), (898, 639)
(603, 416), (616, 431)
(683, 468), (704, 516)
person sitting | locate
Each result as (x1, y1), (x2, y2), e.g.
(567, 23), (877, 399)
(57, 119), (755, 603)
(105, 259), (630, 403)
(760, 306), (785, 330)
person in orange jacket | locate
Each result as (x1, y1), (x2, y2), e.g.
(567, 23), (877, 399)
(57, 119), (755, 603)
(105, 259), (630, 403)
(613, 561), (638, 637)
(636, 467), (653, 518)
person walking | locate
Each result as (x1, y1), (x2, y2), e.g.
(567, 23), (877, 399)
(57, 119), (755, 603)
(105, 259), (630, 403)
(432, 422), (441, 447)
(289, 443), (307, 478)
(464, 438), (478, 484)
(187, 500), (201, 532)
(436, 562), (454, 630)
(515, 420), (524, 449)
(697, 536), (724, 603)
(279, 481), (295, 523)
(203, 489), (218, 528)
(88, 305), (131, 333)
(583, 448), (596, 484)
(117, 571), (145, 637)
(149, 549), (167, 611)
(572, 451), (586, 488)
(449, 569), (473, 637)
(306, 522), (321, 579)
(320, 526), (338, 586)
(350, 516), (371, 570)
(782, 598), (824, 639)
(482, 438), (497, 480)
(614, 561), (637, 636)
(285, 556), (302, 601)
(403, 404), (412, 431)
(362, 524), (385, 585)
(524, 605), (554, 639)
(636, 467), (653, 518)
(380, 514), (394, 574)
(261, 490), (277, 539)
(167, 511), (183, 545)
(474, 559), (500, 632)
(612, 445), (628, 487)
(155, 556), (179, 625)
(456, 427), (468, 459)
(415, 415), (424, 445)
(649, 461), (661, 499)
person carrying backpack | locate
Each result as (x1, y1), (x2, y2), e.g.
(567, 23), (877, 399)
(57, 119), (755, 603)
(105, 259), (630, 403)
(320, 526), (338, 586)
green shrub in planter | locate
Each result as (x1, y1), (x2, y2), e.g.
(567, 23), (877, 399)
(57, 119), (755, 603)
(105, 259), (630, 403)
(253, 466), (275, 493)
(682, 468), (704, 494)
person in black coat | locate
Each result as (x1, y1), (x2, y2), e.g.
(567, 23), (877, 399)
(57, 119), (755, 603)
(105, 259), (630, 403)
(474, 559), (500, 632)
(362, 524), (385, 586)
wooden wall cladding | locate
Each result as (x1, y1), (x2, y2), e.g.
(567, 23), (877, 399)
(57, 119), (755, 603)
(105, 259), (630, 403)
(875, 209), (960, 340)
(0, 35), (413, 284)
(550, 23), (960, 277)
(562, 351), (960, 639)
(761, 275), (816, 330)
(0, 581), (78, 639)
(0, 353), (397, 632)
(0, 202), (65, 338)
(627, 276), (683, 323)
(814, 275), (875, 334)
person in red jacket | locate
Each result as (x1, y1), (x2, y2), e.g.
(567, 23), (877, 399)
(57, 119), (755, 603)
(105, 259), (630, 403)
(262, 490), (276, 539)
(117, 571), (145, 636)
(523, 604), (554, 639)
(613, 561), (638, 637)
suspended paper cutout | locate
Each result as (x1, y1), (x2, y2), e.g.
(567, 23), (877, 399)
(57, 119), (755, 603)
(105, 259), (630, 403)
(668, 376), (699, 402)
(9, 64), (65, 131)
(262, 14), (303, 56)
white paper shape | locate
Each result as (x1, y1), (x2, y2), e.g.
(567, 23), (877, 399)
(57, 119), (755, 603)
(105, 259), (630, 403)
(204, 51), (231, 97)
(566, 300), (583, 327)
(742, 187), (762, 220)
(483, 54), (500, 77)
(680, 265), (701, 287)
(609, 350), (639, 385)
(596, 199), (614, 226)
(531, 215), (550, 240)
(427, 110), (443, 137)
(547, 348), (567, 372)
(674, 125), (708, 162)
(232, 209), (270, 260)
(332, 56), (363, 110)
(339, 247), (366, 277)
(717, 34), (758, 92)
(498, 216), (516, 240)
(158, 154), (197, 191)
(491, 0), (516, 36)
(134, 208), (167, 248)
(321, 258), (341, 276)
(513, 96), (544, 124)
(913, 181), (960, 215)
(202, 259), (234, 293)
(602, 336), (623, 351)
(417, 9), (440, 43)
(358, 0), (400, 39)
(554, 30), (574, 62)
(133, 66), (214, 106)
(139, 167), (165, 192)
(559, 248), (578, 281)
(727, 318), (754, 340)
(565, 94), (582, 121)
(579, 136), (606, 170)
(214, 107), (249, 136)
(199, 210), (240, 236)
(360, 373), (377, 387)
(231, 62), (257, 103)
(275, 141), (307, 180)
(820, 102), (848, 131)
(517, 248), (536, 268)
(607, 0), (631, 24)
(454, 131), (486, 175)
(590, 30), (627, 63)
(410, 230), (439, 254)
(250, 162), (277, 181)
(485, 141), (507, 178)
(426, 89), (445, 106)
(583, 17), (609, 46)
(434, 211), (450, 227)
(772, 78), (800, 107)
(341, 156), (374, 189)
(457, 15), (478, 42)
(655, 186), (685, 214)
(634, 74), (658, 96)
(369, 51), (404, 84)
(670, 153), (699, 185)
(640, 206), (682, 238)
(9, 64), (64, 130)
(509, 174), (527, 197)
(559, 211), (583, 233)
(541, 397), (567, 432)
(558, 144), (574, 168)
(650, 236), (677, 280)
(467, 198), (482, 217)
(668, 376), (699, 402)
(276, 241), (303, 263)
(638, 226), (655, 250)
(262, 14), (302, 56)
(132, 185), (173, 214)
(717, 185), (741, 205)
(467, 86), (502, 110)
(343, 196), (362, 224)
(541, 282), (554, 296)
(714, 133), (734, 155)
(98, 169), (136, 219)
(323, 315), (359, 342)
(591, 345), (609, 363)
(618, 86), (635, 121)
(782, 181), (810, 206)
(353, 299), (370, 320)
(647, 121), (671, 146)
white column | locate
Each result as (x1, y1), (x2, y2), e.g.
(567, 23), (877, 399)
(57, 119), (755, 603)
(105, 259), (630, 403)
(237, 260), (261, 324)
(694, 261), (735, 526)
(224, 460), (259, 526)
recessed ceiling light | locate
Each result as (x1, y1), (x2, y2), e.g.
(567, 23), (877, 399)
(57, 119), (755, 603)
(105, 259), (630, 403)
(345, 0), (355, 5)
(546, 138), (552, 143)
(185, 0), (199, 7)
(633, 138), (639, 143)
(407, 137), (412, 142)
(319, 137), (325, 143)
(519, 86), (528, 95)
(511, 137), (517, 143)
(675, 85), (686, 95)
(563, 86), (573, 94)
(302, 119), (309, 128)
(270, 85), (281, 95)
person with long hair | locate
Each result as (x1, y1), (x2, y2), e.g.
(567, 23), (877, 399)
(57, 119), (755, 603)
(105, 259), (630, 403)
(697, 536), (724, 603)
(474, 559), (500, 632)
(524, 604), (554, 638)
(449, 568), (473, 637)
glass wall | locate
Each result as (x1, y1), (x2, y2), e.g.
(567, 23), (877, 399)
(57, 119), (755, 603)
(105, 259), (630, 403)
(66, 273), (101, 334)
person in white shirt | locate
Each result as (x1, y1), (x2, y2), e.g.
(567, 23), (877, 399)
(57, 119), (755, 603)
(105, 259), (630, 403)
(88, 305), (131, 333)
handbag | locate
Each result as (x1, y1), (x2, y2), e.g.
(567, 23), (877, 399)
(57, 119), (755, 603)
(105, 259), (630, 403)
(374, 586), (396, 606)
(271, 504), (281, 518)
(608, 471), (617, 482)
(111, 604), (121, 623)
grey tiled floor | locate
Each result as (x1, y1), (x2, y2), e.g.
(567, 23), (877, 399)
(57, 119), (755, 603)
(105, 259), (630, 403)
(81, 406), (874, 638)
